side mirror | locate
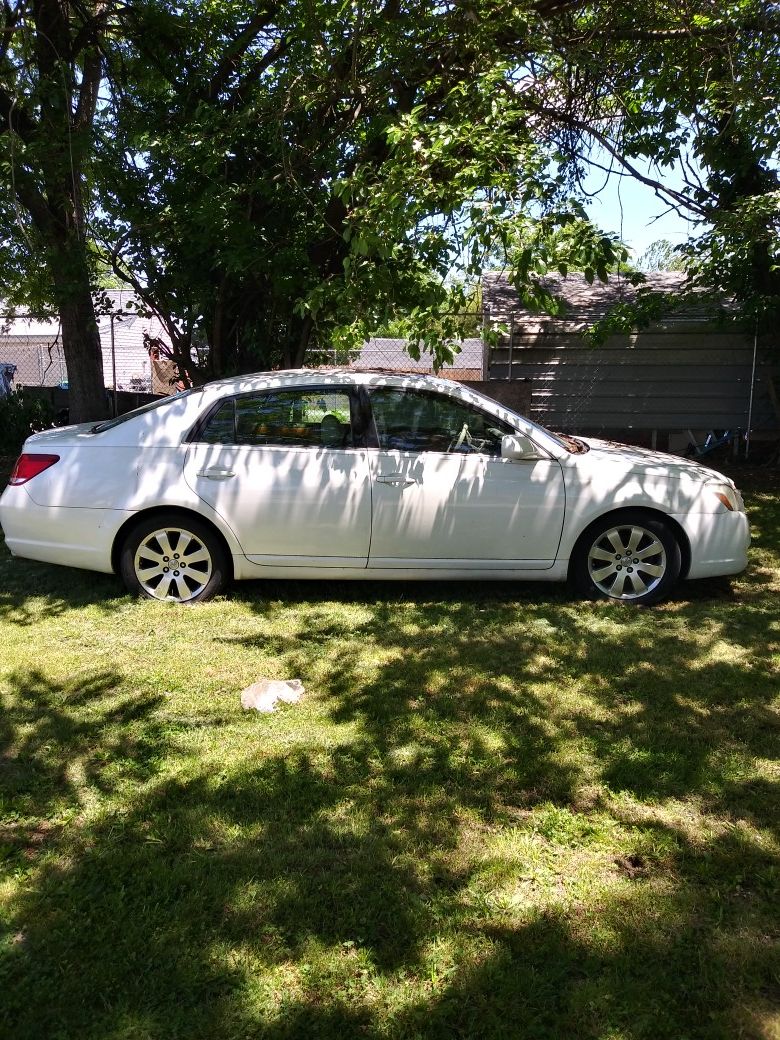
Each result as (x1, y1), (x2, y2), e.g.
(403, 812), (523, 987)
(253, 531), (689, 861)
(501, 433), (541, 461)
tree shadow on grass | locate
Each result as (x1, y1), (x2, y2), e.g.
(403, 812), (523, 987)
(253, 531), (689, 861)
(256, 829), (778, 1040)
(2, 744), (459, 1036)
(3, 738), (777, 1039)
(0, 668), (167, 847)
(223, 584), (779, 823)
(1, 519), (778, 1037)
(0, 544), (126, 626)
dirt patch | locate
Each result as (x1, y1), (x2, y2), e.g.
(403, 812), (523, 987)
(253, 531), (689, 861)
(614, 853), (648, 880)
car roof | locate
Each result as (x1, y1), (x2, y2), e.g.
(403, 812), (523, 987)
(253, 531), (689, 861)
(201, 368), (474, 395)
(198, 368), (545, 432)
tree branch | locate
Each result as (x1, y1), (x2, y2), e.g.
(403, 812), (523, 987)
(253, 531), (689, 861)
(12, 166), (54, 235)
(74, 45), (102, 129)
(207, 6), (281, 101)
(506, 87), (711, 219)
(226, 35), (288, 108)
(0, 83), (37, 140)
(570, 15), (780, 43)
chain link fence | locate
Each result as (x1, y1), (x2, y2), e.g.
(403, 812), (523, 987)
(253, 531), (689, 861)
(0, 328), (68, 388)
(0, 296), (177, 396)
(310, 336), (487, 380)
(1, 309), (492, 396)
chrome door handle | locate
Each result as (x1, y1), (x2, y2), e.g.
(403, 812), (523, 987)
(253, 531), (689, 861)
(198, 468), (236, 480)
(376, 474), (414, 487)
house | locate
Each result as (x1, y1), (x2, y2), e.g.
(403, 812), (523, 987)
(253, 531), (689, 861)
(347, 336), (532, 413)
(481, 271), (780, 449)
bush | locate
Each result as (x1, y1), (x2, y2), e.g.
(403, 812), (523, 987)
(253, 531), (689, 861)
(0, 390), (55, 454)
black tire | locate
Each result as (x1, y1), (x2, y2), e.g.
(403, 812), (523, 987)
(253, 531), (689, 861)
(571, 511), (682, 606)
(120, 513), (229, 603)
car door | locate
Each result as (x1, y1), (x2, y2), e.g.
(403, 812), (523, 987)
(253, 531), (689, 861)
(365, 387), (565, 569)
(183, 386), (372, 566)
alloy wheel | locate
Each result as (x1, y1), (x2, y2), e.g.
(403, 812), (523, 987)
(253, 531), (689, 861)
(586, 523), (667, 600)
(133, 526), (214, 602)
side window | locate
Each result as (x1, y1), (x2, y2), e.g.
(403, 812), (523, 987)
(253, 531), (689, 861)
(199, 389), (354, 448)
(369, 389), (514, 456)
(199, 400), (235, 444)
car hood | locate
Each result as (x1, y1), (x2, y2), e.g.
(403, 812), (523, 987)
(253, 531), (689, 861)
(577, 437), (735, 486)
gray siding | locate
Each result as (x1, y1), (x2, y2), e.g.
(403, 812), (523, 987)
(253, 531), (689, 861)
(482, 271), (779, 434)
(488, 329), (779, 432)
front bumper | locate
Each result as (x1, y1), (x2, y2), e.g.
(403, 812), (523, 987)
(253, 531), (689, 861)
(679, 509), (751, 579)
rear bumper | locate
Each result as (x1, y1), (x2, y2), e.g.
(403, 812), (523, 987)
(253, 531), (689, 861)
(0, 485), (130, 574)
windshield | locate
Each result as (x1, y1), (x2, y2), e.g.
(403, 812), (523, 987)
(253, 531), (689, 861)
(90, 389), (200, 434)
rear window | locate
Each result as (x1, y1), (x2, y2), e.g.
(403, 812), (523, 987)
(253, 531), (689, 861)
(90, 389), (199, 434)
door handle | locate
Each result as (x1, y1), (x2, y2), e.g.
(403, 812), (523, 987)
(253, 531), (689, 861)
(376, 474), (415, 487)
(198, 468), (236, 480)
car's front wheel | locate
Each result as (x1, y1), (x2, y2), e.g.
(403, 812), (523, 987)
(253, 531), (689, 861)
(120, 514), (229, 603)
(572, 512), (681, 605)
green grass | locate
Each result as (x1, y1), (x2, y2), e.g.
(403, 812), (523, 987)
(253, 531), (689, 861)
(1, 459), (778, 1039)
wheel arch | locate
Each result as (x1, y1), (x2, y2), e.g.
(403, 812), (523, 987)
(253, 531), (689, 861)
(567, 506), (691, 581)
(111, 506), (235, 581)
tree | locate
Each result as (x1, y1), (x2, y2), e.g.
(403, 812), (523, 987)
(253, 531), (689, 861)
(542, 1), (779, 323)
(636, 239), (688, 272)
(0, 1), (112, 421)
(3, 1), (778, 396)
(97, 0), (637, 380)
(104, 1), (779, 379)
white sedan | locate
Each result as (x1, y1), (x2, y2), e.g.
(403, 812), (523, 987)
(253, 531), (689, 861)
(0, 370), (749, 605)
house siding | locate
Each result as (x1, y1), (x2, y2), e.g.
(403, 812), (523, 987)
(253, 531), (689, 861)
(487, 328), (778, 432)
(482, 273), (779, 434)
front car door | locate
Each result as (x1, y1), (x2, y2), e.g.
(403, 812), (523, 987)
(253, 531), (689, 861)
(183, 386), (372, 567)
(365, 387), (566, 569)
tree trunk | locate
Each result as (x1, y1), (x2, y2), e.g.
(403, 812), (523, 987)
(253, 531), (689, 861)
(30, 0), (109, 422)
(291, 315), (314, 368)
(48, 223), (109, 421)
(58, 289), (107, 422)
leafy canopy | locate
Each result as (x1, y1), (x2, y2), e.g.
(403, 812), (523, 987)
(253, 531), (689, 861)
(2, 0), (779, 386)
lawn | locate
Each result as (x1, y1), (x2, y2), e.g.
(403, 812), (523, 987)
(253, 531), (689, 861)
(0, 458), (778, 1040)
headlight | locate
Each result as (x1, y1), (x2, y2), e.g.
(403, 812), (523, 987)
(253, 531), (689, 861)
(706, 482), (744, 512)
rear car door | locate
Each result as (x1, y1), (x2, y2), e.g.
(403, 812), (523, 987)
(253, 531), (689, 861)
(183, 386), (372, 566)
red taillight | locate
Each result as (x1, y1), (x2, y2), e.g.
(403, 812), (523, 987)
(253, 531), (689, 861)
(9, 453), (60, 485)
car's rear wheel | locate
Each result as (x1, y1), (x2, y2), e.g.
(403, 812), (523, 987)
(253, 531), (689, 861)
(120, 514), (228, 603)
(572, 512), (681, 605)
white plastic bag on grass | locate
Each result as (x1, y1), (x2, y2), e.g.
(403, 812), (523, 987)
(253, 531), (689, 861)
(240, 679), (304, 713)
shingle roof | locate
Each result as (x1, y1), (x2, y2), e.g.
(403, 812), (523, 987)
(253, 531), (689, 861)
(481, 271), (717, 325)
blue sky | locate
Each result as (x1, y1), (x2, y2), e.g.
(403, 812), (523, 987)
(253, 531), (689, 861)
(582, 157), (701, 261)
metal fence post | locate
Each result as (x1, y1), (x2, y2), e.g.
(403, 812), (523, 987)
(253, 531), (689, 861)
(744, 321), (759, 460)
(507, 313), (515, 382)
(110, 314), (118, 417)
(481, 306), (491, 380)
